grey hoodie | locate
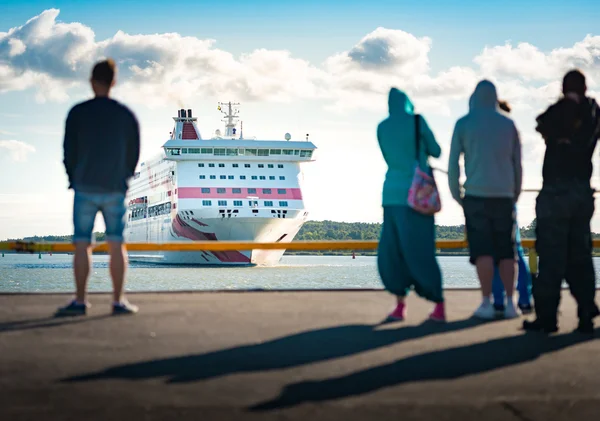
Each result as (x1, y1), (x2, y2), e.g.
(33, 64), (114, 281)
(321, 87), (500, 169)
(448, 80), (522, 205)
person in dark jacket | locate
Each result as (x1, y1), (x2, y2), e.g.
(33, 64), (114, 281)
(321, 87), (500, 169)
(56, 59), (140, 316)
(523, 69), (600, 333)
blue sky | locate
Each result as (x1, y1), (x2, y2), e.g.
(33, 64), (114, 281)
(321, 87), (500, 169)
(1, 1), (600, 239)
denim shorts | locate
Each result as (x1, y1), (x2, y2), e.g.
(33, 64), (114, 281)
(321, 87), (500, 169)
(73, 191), (127, 243)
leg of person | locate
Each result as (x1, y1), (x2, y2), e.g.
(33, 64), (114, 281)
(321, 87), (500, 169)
(101, 192), (138, 315)
(55, 191), (98, 316)
(524, 189), (569, 333)
(564, 189), (597, 333)
(516, 248), (533, 313)
(377, 206), (411, 321)
(491, 199), (518, 318)
(398, 208), (445, 322)
(492, 266), (506, 313)
(463, 196), (495, 320)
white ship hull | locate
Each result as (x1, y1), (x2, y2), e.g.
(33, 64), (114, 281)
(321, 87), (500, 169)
(127, 213), (306, 265)
(124, 105), (316, 266)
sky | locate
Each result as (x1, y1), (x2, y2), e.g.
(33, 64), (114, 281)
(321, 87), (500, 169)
(1, 0), (600, 240)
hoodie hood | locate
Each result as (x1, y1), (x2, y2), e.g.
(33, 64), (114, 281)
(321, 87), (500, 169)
(470, 80), (498, 110)
(388, 88), (414, 116)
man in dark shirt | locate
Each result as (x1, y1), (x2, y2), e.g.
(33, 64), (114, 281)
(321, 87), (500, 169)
(523, 70), (600, 333)
(56, 59), (140, 316)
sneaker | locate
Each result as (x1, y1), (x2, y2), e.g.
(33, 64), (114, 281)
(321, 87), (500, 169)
(493, 303), (505, 317)
(473, 302), (495, 320)
(518, 303), (533, 315)
(522, 319), (558, 334)
(386, 303), (406, 321)
(112, 301), (139, 315)
(504, 303), (521, 319)
(55, 299), (89, 317)
(429, 302), (446, 323)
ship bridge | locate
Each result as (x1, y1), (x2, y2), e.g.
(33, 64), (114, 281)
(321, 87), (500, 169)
(162, 103), (317, 162)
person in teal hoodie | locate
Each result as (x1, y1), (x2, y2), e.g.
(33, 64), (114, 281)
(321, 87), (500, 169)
(376, 88), (445, 323)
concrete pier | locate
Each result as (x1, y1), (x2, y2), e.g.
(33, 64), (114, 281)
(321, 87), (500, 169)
(0, 290), (599, 420)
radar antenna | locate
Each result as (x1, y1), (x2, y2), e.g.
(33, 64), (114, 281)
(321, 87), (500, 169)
(217, 101), (240, 138)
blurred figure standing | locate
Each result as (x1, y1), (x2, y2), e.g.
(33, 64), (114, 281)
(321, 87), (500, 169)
(57, 59), (140, 317)
(448, 80), (523, 320)
(376, 88), (445, 323)
(524, 70), (600, 333)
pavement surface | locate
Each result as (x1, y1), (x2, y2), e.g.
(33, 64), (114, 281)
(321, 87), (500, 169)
(1, 290), (599, 421)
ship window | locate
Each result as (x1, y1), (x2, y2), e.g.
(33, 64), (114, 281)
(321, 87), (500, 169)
(202, 200), (212, 206)
(264, 201), (273, 207)
(232, 188), (242, 194)
(227, 148), (238, 156)
(240, 176), (246, 180)
(283, 150), (294, 155)
(268, 164), (274, 168)
(199, 175), (206, 180)
(214, 148), (226, 156)
(258, 164), (264, 168)
(220, 175), (226, 180)
(245, 149), (257, 156)
(218, 163), (225, 168)
(218, 200), (227, 206)
(294, 150), (300, 155)
(263, 189), (272, 194)
(257, 149), (269, 156)
(247, 188), (257, 194)
(259, 176), (266, 180)
(217, 188), (226, 194)
(233, 200), (243, 207)
(182, 148), (188, 154)
(269, 176), (275, 180)
(201, 188), (211, 193)
(279, 176), (285, 180)
(233, 164), (239, 168)
(245, 164), (251, 168)
(210, 175), (216, 180)
(209, 163), (215, 168)
(278, 189), (287, 194)
(201, 148), (213, 154)
(198, 163), (204, 167)
(300, 150), (313, 158)
(270, 149), (281, 155)
(251, 176), (258, 180)
(278, 164), (284, 168)
(188, 148), (200, 154)
(228, 175), (234, 180)
(279, 201), (288, 207)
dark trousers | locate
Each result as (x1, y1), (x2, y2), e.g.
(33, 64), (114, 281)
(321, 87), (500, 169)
(534, 181), (598, 326)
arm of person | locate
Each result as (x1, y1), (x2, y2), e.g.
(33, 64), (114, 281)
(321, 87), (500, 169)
(62, 108), (77, 189)
(126, 114), (141, 178)
(419, 115), (441, 158)
(513, 124), (523, 203)
(447, 120), (464, 205)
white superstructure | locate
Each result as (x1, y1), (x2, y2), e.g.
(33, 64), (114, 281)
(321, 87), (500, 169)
(125, 103), (317, 265)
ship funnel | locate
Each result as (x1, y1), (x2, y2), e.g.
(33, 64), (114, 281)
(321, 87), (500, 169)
(180, 109), (186, 118)
(188, 109), (193, 118)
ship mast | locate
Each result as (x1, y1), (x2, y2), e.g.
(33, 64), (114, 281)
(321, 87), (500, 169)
(217, 101), (240, 138)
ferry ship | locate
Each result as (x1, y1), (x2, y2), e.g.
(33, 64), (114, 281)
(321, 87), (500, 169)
(124, 102), (317, 265)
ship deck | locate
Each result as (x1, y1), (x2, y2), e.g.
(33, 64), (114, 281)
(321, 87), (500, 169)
(1, 290), (599, 421)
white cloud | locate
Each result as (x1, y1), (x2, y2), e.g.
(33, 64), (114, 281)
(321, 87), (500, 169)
(0, 139), (36, 161)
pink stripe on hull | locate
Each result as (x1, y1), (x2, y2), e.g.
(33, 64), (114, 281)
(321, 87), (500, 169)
(178, 187), (303, 200)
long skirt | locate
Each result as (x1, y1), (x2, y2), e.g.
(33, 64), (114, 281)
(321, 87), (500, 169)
(377, 205), (444, 303)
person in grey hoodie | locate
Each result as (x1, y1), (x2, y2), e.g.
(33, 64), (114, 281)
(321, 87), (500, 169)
(448, 80), (523, 320)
